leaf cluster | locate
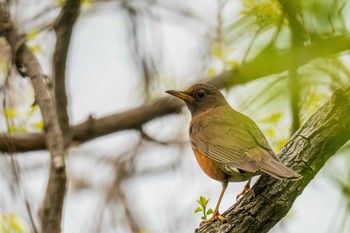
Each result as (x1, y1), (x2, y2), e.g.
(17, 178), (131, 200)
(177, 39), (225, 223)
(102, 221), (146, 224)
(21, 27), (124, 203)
(194, 196), (214, 221)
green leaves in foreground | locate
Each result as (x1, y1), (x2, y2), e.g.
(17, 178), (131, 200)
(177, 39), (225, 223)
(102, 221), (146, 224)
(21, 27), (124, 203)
(194, 196), (213, 221)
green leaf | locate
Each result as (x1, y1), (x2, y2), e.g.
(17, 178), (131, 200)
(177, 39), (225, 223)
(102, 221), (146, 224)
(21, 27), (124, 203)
(204, 198), (210, 206)
(206, 208), (214, 216)
(201, 216), (206, 220)
(194, 207), (202, 213)
(197, 196), (204, 207)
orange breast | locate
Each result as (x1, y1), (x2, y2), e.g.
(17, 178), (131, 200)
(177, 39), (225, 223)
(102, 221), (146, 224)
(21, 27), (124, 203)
(192, 148), (227, 182)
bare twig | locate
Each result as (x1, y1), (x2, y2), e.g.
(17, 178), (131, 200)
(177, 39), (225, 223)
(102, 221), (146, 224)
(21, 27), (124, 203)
(95, 141), (142, 233)
(140, 128), (186, 145)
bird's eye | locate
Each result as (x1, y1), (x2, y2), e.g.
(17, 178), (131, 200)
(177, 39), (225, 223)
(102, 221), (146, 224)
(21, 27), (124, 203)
(196, 90), (206, 99)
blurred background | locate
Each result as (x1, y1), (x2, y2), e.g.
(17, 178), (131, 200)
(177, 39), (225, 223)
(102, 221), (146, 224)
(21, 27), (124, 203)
(1, 0), (350, 232)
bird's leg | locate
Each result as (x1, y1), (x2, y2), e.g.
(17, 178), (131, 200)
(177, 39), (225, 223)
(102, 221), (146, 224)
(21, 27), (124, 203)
(236, 179), (254, 200)
(200, 182), (228, 225)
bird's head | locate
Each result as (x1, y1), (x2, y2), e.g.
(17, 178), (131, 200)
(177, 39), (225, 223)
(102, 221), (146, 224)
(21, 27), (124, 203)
(166, 83), (228, 116)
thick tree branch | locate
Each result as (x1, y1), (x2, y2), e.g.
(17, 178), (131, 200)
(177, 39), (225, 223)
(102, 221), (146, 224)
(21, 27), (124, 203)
(53, 0), (80, 142)
(0, 35), (350, 153)
(0, 3), (69, 233)
(195, 86), (350, 233)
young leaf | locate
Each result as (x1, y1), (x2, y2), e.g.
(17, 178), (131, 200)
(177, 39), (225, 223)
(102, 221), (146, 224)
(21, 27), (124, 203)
(199, 196), (206, 207)
(194, 207), (202, 213)
(206, 208), (214, 216)
(196, 199), (202, 207)
(204, 198), (210, 206)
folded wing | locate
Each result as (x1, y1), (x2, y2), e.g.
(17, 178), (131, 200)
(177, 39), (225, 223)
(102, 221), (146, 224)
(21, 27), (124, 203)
(190, 110), (300, 179)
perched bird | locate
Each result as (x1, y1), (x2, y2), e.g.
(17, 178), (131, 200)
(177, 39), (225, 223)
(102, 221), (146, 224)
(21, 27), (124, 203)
(166, 83), (301, 223)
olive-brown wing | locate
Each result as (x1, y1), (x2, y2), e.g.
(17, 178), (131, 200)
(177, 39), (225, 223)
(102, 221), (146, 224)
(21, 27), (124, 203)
(190, 113), (300, 179)
(190, 116), (261, 173)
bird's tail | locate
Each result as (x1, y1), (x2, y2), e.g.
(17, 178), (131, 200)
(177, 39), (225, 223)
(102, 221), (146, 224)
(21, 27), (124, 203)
(259, 159), (302, 180)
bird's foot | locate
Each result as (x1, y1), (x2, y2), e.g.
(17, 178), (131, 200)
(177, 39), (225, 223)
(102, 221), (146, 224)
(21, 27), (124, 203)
(236, 186), (255, 200)
(200, 210), (227, 225)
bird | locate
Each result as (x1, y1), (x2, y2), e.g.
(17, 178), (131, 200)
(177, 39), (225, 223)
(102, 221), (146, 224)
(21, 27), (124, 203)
(165, 83), (301, 224)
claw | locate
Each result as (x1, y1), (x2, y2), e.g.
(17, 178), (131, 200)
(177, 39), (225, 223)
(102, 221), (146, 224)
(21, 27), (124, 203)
(200, 210), (227, 225)
(236, 179), (254, 200)
(236, 187), (254, 200)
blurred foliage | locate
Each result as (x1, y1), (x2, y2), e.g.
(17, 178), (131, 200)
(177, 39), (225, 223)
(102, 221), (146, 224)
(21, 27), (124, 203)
(241, 0), (283, 28)
(303, 0), (347, 35)
(0, 213), (29, 233)
(2, 105), (43, 133)
(327, 149), (350, 233)
(207, 0), (350, 144)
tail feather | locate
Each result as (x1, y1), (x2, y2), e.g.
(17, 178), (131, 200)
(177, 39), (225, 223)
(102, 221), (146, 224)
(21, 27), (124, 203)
(259, 159), (301, 180)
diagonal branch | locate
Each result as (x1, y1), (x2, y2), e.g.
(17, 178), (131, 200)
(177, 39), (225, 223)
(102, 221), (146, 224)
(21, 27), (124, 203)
(0, 35), (350, 153)
(195, 86), (350, 233)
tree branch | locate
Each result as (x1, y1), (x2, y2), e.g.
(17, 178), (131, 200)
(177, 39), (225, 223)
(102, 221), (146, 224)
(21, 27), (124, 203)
(53, 0), (80, 143)
(0, 3), (68, 233)
(195, 86), (350, 233)
(0, 35), (350, 153)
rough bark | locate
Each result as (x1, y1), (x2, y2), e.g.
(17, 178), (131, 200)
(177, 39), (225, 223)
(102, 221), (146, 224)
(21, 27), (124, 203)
(0, 35), (350, 153)
(195, 86), (350, 233)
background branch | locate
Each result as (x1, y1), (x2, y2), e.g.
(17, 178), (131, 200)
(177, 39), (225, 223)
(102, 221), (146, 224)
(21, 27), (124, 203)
(279, 0), (306, 135)
(0, 35), (349, 153)
(53, 0), (80, 143)
(0, 2), (74, 233)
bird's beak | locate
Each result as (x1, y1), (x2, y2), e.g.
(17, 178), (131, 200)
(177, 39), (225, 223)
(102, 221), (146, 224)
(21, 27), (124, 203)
(165, 90), (194, 101)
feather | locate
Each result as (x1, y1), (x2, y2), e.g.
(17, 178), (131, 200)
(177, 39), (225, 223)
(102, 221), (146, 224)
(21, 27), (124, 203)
(190, 105), (301, 180)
